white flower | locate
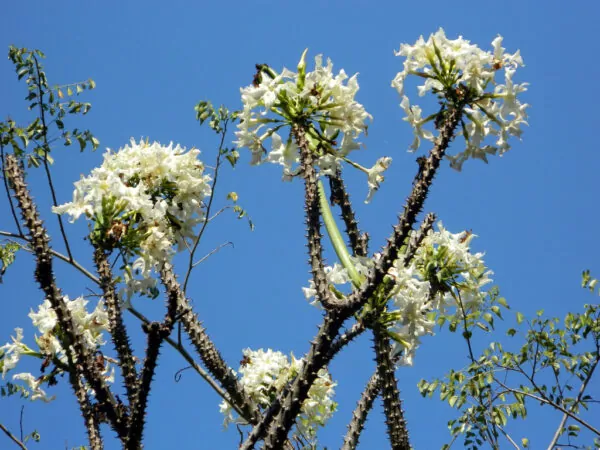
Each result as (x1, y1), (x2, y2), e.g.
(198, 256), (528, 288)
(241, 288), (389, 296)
(12, 373), (55, 402)
(29, 296), (109, 360)
(400, 96), (434, 152)
(0, 328), (26, 377)
(392, 28), (528, 167)
(303, 223), (493, 366)
(365, 157), (392, 203)
(54, 139), (212, 298)
(235, 51), (379, 190)
(219, 348), (336, 439)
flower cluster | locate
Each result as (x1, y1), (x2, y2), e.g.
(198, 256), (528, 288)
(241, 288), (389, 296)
(303, 223), (492, 365)
(392, 28), (528, 170)
(0, 296), (111, 402)
(220, 348), (337, 439)
(236, 51), (390, 202)
(53, 139), (212, 297)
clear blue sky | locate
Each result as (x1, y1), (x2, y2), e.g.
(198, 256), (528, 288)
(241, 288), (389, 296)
(1, 1), (599, 449)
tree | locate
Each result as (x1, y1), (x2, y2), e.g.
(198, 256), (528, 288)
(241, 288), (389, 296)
(0, 28), (598, 450)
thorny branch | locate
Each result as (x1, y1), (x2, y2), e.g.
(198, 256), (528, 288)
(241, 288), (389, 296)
(246, 107), (462, 448)
(4, 154), (126, 441)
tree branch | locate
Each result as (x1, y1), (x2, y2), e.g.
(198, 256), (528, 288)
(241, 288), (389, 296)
(93, 247), (138, 405)
(0, 422), (27, 450)
(4, 154), (127, 440)
(160, 265), (259, 425)
(328, 170), (368, 257)
(341, 371), (379, 450)
(373, 324), (410, 449)
(293, 124), (342, 309)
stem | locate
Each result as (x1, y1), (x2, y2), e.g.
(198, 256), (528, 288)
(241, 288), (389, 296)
(329, 321), (367, 359)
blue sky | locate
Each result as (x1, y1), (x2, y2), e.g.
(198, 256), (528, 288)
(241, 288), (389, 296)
(1, 1), (599, 449)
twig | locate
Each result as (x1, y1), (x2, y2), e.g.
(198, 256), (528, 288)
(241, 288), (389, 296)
(126, 305), (247, 419)
(344, 105), (464, 315)
(0, 422), (27, 450)
(192, 241), (233, 268)
(546, 353), (600, 449)
(494, 380), (600, 436)
(497, 424), (520, 449)
(182, 119), (229, 293)
(32, 55), (73, 261)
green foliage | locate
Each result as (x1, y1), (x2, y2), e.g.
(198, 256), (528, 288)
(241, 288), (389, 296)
(418, 277), (600, 449)
(435, 286), (508, 336)
(195, 100), (240, 167)
(1, 381), (34, 400)
(582, 270), (600, 295)
(0, 241), (20, 283)
(227, 192), (254, 231)
(4, 46), (98, 169)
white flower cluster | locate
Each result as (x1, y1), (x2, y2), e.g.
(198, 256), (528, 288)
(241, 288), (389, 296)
(236, 51), (389, 202)
(392, 28), (528, 170)
(303, 223), (492, 365)
(219, 348), (337, 439)
(0, 296), (111, 402)
(54, 139), (212, 297)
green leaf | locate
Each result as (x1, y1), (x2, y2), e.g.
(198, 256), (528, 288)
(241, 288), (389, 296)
(516, 311), (525, 324)
(77, 136), (86, 151)
(497, 296), (508, 308)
